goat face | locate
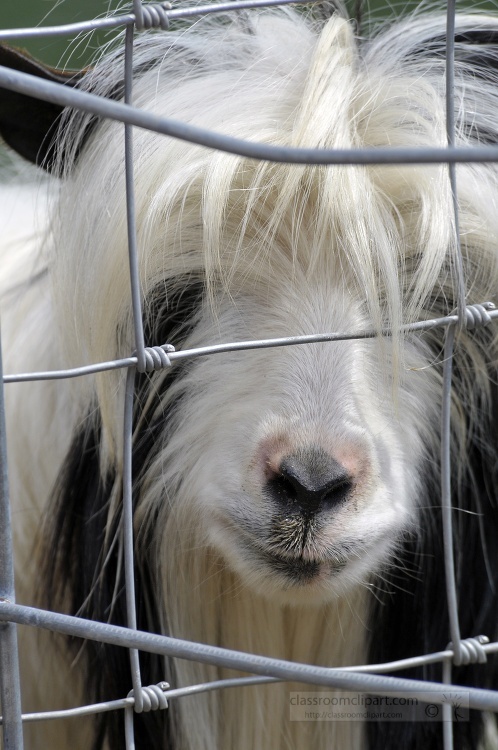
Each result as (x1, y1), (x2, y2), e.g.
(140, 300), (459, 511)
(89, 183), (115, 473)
(157, 276), (437, 606)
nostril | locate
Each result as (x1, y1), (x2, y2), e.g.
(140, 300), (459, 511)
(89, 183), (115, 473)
(265, 449), (353, 515)
(267, 473), (300, 504)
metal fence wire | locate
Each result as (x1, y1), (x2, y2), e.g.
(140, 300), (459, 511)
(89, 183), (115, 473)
(1, 1), (498, 749)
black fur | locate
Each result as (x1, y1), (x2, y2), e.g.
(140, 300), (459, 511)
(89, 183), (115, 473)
(0, 43), (203, 173)
(0, 45), (88, 170)
(413, 28), (498, 72)
(368, 346), (498, 750)
(43, 278), (204, 750)
(366, 27), (498, 746)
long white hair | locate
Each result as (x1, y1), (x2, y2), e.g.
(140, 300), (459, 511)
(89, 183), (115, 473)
(1, 6), (498, 750)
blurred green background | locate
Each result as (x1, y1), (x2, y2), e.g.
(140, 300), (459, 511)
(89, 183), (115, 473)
(1, 0), (497, 69)
(0, 1), (124, 67)
(1, 0), (498, 67)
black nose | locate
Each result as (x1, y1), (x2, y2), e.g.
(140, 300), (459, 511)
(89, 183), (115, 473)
(265, 448), (353, 515)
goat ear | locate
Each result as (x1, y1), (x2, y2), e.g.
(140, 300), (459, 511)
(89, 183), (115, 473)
(0, 45), (86, 172)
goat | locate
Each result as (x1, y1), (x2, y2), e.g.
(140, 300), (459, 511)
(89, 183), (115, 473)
(1, 6), (498, 749)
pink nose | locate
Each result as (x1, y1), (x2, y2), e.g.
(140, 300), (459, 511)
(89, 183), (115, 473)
(264, 447), (353, 516)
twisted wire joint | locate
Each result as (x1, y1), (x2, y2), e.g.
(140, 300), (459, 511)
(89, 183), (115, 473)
(128, 682), (170, 713)
(133, 1), (172, 31)
(463, 302), (495, 329)
(448, 635), (489, 666)
(142, 344), (175, 371)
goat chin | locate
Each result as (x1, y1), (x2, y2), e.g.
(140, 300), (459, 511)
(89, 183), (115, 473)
(1, 8), (498, 750)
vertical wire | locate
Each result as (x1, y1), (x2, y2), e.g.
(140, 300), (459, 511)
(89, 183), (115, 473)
(0, 325), (24, 749)
(125, 22), (147, 373)
(132, 0), (144, 30)
(441, 323), (462, 667)
(443, 0), (464, 682)
(123, 368), (143, 714)
(445, 0), (466, 322)
(124, 701), (137, 750)
(442, 658), (454, 750)
(123, 19), (144, 723)
(440, 7), (467, 746)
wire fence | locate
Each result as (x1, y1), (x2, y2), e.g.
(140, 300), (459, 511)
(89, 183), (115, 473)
(0, 1), (498, 749)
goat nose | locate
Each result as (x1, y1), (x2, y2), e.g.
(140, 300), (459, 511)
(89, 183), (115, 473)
(265, 448), (353, 515)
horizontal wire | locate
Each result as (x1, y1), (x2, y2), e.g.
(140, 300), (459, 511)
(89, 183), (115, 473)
(2, 678), (275, 725)
(2, 65), (498, 167)
(4, 307), (498, 384)
(2, 679), (281, 727)
(1, 602), (498, 712)
(9, 642), (495, 725)
(0, 640), (487, 725)
(0, 0), (323, 40)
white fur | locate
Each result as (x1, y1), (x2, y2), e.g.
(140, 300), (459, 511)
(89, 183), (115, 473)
(2, 8), (498, 750)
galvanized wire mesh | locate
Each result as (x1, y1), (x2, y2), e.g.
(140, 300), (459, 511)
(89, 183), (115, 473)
(0, 1), (498, 749)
